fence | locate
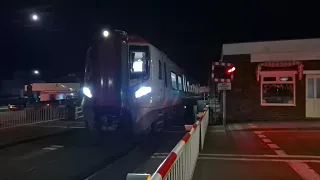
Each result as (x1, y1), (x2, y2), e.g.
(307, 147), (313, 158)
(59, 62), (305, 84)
(75, 106), (84, 120)
(0, 107), (67, 129)
(127, 109), (209, 180)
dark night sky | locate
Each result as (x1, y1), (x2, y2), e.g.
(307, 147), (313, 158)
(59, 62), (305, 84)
(1, 1), (320, 84)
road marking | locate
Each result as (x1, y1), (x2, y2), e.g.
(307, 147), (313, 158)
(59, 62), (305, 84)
(258, 134), (266, 138)
(51, 145), (64, 148)
(199, 153), (320, 159)
(262, 139), (272, 143)
(153, 152), (170, 156)
(267, 143), (280, 149)
(254, 131), (262, 134)
(274, 150), (287, 156)
(261, 130), (320, 133)
(288, 162), (320, 180)
(248, 123), (254, 126)
(254, 129), (320, 180)
(43, 145), (64, 151)
(250, 125), (258, 128)
(197, 157), (320, 163)
(151, 155), (167, 159)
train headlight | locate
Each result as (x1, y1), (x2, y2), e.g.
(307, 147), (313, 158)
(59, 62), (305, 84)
(83, 87), (92, 98)
(135, 86), (151, 98)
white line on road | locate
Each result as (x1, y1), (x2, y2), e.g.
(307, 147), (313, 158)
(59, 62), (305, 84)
(258, 134), (266, 138)
(262, 139), (272, 143)
(199, 153), (320, 159)
(254, 131), (262, 134)
(43, 147), (57, 151)
(197, 156), (320, 163)
(250, 125), (258, 128)
(267, 144), (280, 149)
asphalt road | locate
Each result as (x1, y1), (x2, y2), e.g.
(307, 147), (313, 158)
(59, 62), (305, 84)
(193, 125), (320, 180)
(0, 126), (186, 180)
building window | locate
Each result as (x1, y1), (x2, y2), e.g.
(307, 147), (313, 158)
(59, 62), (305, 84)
(177, 76), (182, 90)
(261, 71), (296, 106)
(171, 72), (177, 89)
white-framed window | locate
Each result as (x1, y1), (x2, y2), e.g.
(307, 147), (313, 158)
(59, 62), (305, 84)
(178, 76), (182, 90)
(260, 71), (296, 106)
(171, 72), (177, 89)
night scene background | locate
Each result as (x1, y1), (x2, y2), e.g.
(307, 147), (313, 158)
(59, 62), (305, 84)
(1, 1), (319, 84)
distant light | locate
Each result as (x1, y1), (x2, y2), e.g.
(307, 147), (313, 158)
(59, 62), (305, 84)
(31, 14), (39, 21)
(33, 70), (39, 74)
(102, 30), (109, 38)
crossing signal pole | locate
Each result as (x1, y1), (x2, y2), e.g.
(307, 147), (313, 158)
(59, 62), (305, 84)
(211, 62), (235, 126)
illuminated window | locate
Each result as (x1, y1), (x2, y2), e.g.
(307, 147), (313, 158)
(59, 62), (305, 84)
(129, 45), (149, 79)
(261, 71), (296, 106)
(178, 76), (182, 90)
(171, 72), (177, 89)
(187, 81), (190, 92)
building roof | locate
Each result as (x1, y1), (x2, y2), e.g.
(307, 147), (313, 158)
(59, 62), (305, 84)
(222, 38), (320, 55)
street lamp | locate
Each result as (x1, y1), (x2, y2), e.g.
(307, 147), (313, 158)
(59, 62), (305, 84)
(33, 70), (40, 75)
(102, 30), (109, 38)
(31, 13), (39, 21)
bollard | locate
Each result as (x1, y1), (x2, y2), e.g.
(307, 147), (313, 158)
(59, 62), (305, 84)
(126, 173), (151, 180)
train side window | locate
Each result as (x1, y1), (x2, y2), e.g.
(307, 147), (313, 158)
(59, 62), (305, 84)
(164, 62), (167, 87)
(178, 76), (182, 91)
(171, 72), (177, 89)
(187, 81), (190, 92)
(158, 60), (162, 79)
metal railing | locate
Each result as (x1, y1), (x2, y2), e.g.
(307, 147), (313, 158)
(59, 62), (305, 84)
(127, 109), (209, 180)
(0, 107), (67, 129)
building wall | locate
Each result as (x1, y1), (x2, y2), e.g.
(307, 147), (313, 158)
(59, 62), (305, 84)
(223, 54), (320, 122)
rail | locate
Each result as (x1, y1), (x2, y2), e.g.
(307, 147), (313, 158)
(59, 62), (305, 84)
(127, 109), (209, 180)
(0, 107), (67, 129)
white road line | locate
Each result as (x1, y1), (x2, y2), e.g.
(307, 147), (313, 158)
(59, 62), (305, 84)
(151, 155), (167, 159)
(199, 153), (320, 159)
(274, 150), (287, 156)
(288, 162), (320, 180)
(258, 134), (267, 138)
(262, 139), (272, 143)
(260, 131), (320, 179)
(197, 157), (320, 163)
(153, 152), (170, 156)
(43, 147), (57, 151)
(51, 145), (64, 148)
(250, 125), (258, 128)
(254, 131), (262, 135)
(261, 130), (320, 133)
(248, 123), (254, 126)
(267, 144), (280, 149)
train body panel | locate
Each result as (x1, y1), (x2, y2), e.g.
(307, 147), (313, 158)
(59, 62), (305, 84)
(82, 29), (201, 136)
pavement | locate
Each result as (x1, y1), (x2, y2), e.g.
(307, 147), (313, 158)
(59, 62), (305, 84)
(193, 123), (320, 180)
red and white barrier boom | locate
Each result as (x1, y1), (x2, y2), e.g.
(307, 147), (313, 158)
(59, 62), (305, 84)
(126, 108), (209, 180)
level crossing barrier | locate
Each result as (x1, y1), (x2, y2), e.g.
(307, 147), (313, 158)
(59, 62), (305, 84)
(0, 107), (67, 129)
(126, 108), (209, 180)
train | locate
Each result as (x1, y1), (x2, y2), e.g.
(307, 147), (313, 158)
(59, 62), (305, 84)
(82, 29), (201, 138)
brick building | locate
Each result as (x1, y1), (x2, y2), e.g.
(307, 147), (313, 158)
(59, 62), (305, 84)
(222, 38), (320, 122)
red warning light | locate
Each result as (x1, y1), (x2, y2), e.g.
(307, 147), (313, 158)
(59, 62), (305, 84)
(227, 67), (236, 74)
